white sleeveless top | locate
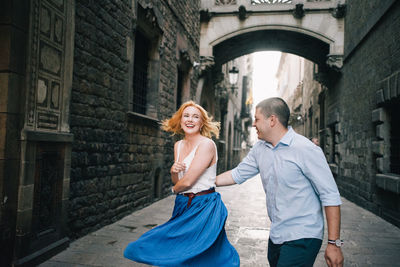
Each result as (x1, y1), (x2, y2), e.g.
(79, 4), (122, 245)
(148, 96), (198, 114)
(177, 140), (217, 194)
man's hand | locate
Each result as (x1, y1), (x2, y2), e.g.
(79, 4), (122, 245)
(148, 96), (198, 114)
(324, 244), (343, 267)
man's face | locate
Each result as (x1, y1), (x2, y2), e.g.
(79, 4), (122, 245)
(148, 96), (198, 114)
(252, 108), (272, 142)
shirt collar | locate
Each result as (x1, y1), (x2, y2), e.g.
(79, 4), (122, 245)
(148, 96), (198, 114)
(261, 126), (295, 148)
(279, 126), (294, 146)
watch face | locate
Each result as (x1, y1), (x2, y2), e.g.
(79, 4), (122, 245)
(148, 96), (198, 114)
(335, 240), (342, 247)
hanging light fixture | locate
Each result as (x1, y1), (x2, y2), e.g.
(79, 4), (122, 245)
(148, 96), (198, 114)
(228, 66), (239, 85)
(228, 66), (239, 93)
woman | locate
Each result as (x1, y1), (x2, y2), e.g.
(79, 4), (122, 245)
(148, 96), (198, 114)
(124, 101), (239, 266)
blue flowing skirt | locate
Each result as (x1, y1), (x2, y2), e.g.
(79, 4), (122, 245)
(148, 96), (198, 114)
(123, 192), (240, 266)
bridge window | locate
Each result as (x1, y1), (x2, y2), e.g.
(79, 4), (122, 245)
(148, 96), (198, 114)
(251, 0), (292, 5)
(216, 0), (239, 5)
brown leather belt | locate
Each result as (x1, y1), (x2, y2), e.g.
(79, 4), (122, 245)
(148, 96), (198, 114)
(182, 188), (215, 208)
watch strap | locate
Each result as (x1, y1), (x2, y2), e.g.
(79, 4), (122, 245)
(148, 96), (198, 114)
(328, 239), (343, 247)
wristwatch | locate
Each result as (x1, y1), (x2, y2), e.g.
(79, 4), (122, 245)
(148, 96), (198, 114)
(171, 186), (176, 194)
(328, 239), (343, 247)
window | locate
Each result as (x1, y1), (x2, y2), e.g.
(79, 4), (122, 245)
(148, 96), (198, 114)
(176, 69), (183, 110)
(129, 4), (162, 119)
(389, 104), (400, 174)
(133, 31), (150, 114)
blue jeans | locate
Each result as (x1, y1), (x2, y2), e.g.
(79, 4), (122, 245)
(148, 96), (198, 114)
(268, 238), (322, 267)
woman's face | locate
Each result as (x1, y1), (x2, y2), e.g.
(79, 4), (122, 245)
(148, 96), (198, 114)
(180, 106), (203, 135)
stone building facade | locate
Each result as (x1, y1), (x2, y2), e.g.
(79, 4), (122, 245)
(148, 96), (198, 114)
(219, 56), (253, 172)
(331, 0), (400, 227)
(0, 0), (212, 265)
(278, 1), (400, 228)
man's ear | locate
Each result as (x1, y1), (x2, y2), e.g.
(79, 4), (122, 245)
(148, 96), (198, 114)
(270, 115), (277, 127)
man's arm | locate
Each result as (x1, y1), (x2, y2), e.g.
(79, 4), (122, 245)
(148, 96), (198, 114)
(324, 205), (344, 267)
(216, 170), (236, 186)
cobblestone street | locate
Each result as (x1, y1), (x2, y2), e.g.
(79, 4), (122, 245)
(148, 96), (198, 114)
(40, 176), (400, 267)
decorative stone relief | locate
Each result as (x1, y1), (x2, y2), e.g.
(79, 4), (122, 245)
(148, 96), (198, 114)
(40, 6), (51, 37)
(51, 82), (60, 109)
(54, 15), (64, 44)
(37, 78), (48, 106)
(326, 54), (343, 70)
(39, 42), (62, 75)
(26, 0), (69, 131)
(198, 56), (215, 76)
(50, 0), (64, 11)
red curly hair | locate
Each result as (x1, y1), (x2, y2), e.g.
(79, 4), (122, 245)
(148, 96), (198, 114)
(161, 100), (220, 139)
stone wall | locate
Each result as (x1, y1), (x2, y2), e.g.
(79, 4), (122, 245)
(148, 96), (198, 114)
(331, 0), (400, 226)
(69, 0), (200, 237)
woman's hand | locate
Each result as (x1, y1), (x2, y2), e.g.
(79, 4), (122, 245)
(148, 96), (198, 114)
(171, 162), (186, 175)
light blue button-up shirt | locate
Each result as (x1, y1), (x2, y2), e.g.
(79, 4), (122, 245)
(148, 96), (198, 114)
(232, 127), (342, 244)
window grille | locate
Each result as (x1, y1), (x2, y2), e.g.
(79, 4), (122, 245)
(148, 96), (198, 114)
(177, 69), (183, 110)
(133, 31), (149, 114)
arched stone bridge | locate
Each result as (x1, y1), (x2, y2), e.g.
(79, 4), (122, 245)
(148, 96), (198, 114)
(199, 0), (346, 70)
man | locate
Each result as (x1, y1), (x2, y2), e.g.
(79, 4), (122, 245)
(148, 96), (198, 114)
(216, 97), (344, 267)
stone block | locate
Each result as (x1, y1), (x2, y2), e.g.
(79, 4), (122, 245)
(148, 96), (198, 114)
(371, 108), (386, 123)
(375, 89), (384, 104)
(376, 124), (386, 139)
(372, 140), (384, 156)
(17, 184), (34, 211)
(376, 174), (400, 194)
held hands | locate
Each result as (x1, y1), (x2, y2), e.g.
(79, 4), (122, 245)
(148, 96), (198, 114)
(171, 162), (186, 174)
(324, 244), (344, 267)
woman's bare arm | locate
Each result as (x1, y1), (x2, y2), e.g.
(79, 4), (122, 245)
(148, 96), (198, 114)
(170, 141), (185, 185)
(172, 139), (215, 193)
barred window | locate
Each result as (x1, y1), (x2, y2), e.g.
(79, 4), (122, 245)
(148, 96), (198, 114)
(176, 69), (183, 110)
(133, 31), (150, 114)
(129, 4), (162, 119)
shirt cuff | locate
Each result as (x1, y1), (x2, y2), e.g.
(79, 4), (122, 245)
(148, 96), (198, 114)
(320, 193), (342, 206)
(232, 168), (245, 184)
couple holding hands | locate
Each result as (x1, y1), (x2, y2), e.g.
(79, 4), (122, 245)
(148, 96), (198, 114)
(124, 98), (344, 267)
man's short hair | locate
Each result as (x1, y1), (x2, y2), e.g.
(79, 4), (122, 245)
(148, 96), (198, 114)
(256, 97), (290, 128)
